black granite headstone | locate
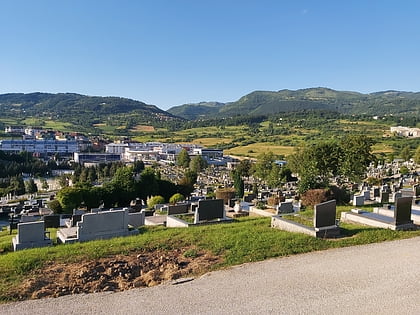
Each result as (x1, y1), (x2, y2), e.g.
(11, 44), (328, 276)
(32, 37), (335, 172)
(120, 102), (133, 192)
(394, 196), (413, 225)
(314, 200), (336, 228)
(197, 199), (224, 221)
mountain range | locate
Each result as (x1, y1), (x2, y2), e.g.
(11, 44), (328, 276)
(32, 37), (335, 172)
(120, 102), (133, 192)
(0, 88), (419, 127)
(167, 88), (420, 120)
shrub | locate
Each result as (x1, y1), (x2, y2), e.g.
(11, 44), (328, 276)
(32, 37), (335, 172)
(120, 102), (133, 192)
(169, 193), (185, 204)
(267, 196), (280, 207)
(147, 195), (165, 209)
(301, 189), (332, 209)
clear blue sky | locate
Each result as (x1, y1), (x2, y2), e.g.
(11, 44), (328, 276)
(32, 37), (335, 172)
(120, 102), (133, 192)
(1, 0), (420, 110)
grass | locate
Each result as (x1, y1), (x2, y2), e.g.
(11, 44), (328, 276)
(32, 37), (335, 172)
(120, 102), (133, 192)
(225, 143), (295, 157)
(1, 212), (420, 302)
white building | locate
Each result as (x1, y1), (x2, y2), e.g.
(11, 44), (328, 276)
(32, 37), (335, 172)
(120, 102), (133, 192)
(0, 139), (79, 154)
(390, 126), (420, 138)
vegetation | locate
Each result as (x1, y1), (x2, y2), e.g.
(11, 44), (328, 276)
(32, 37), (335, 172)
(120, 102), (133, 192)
(168, 87), (420, 120)
(288, 135), (374, 193)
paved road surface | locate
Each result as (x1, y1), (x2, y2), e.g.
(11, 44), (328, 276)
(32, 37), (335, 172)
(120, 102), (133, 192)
(1, 237), (420, 314)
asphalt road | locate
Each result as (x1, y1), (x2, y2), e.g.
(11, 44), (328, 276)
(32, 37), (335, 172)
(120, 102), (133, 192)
(1, 237), (420, 314)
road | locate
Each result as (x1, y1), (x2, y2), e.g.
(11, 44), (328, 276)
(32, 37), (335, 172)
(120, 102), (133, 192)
(1, 237), (420, 314)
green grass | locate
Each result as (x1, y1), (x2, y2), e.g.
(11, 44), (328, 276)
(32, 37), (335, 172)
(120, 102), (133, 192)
(1, 214), (420, 302)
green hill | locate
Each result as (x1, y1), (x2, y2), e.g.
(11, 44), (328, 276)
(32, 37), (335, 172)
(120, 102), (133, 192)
(0, 93), (180, 130)
(168, 88), (420, 120)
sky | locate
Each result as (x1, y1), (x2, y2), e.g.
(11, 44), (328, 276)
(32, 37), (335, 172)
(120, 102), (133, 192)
(1, 0), (420, 110)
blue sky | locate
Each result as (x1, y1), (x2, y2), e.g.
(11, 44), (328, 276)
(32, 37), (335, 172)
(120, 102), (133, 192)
(1, 0), (419, 110)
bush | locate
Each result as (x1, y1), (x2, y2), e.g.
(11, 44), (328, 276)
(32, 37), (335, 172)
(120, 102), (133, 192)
(48, 199), (63, 214)
(147, 195), (165, 209)
(267, 196), (280, 207)
(169, 193), (185, 204)
(301, 189), (332, 209)
(329, 185), (351, 205)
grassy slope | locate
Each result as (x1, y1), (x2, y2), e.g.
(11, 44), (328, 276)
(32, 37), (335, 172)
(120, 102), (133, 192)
(1, 206), (420, 302)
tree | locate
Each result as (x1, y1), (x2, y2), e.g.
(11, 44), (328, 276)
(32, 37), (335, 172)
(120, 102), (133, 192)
(400, 145), (411, 162)
(339, 135), (374, 182)
(415, 145), (420, 164)
(177, 148), (190, 168)
(233, 171), (244, 198)
(189, 155), (208, 173)
(177, 169), (197, 197)
(137, 167), (159, 203)
(25, 178), (38, 194)
(56, 187), (84, 213)
(169, 193), (185, 204)
(9, 176), (25, 196)
(41, 178), (49, 191)
(235, 159), (252, 178)
(48, 199), (63, 214)
(253, 152), (277, 182)
(58, 174), (70, 188)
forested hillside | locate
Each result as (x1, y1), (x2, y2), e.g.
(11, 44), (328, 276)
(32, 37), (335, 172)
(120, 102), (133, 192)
(168, 88), (420, 120)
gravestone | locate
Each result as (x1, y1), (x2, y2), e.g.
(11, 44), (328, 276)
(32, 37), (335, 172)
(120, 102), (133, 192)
(394, 196), (413, 225)
(12, 221), (52, 251)
(314, 200), (337, 228)
(44, 215), (60, 228)
(414, 185), (420, 197)
(380, 191), (390, 204)
(167, 204), (189, 215)
(244, 193), (256, 202)
(363, 190), (371, 201)
(373, 188), (380, 198)
(277, 201), (294, 214)
(353, 195), (364, 206)
(57, 208), (138, 243)
(128, 211), (145, 228)
(195, 199), (224, 222)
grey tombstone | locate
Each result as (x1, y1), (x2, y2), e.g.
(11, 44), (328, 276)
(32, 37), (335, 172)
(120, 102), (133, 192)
(12, 221), (52, 251)
(128, 210), (146, 228)
(195, 199), (224, 222)
(277, 201), (294, 214)
(394, 196), (413, 226)
(314, 200), (337, 228)
(353, 195), (364, 206)
(363, 190), (371, 201)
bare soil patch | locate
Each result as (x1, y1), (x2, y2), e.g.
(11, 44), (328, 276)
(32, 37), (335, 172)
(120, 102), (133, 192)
(10, 247), (220, 300)
(131, 125), (155, 132)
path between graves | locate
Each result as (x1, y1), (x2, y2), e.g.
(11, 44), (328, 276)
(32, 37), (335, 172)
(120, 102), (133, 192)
(1, 236), (420, 314)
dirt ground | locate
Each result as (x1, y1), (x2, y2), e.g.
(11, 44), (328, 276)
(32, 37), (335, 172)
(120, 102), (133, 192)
(10, 247), (221, 300)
